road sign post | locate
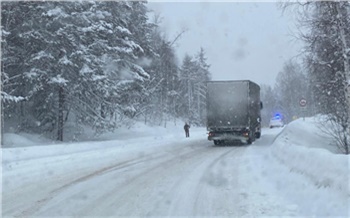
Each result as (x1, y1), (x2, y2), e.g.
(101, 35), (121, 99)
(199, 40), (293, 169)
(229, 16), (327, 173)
(299, 98), (307, 121)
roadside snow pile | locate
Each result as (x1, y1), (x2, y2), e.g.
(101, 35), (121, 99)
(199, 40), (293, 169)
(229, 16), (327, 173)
(2, 133), (56, 148)
(277, 116), (338, 153)
(271, 116), (350, 196)
(2, 120), (196, 148)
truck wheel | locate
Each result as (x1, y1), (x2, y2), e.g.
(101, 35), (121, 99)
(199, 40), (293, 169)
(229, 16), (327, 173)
(214, 140), (219, 145)
(247, 131), (254, 145)
(247, 138), (252, 145)
(255, 132), (261, 139)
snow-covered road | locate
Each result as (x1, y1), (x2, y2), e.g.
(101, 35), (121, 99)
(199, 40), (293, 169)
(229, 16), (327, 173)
(2, 128), (291, 217)
(2, 120), (349, 217)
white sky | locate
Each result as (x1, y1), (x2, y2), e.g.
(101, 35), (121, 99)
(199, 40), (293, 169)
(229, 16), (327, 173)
(147, 2), (304, 86)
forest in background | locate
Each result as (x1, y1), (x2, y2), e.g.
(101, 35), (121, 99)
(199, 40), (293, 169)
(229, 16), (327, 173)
(1, 1), (349, 154)
(260, 1), (350, 154)
(1, 1), (210, 142)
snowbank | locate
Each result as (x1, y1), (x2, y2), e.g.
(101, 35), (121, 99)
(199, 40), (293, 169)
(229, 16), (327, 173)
(2, 133), (56, 148)
(2, 121), (206, 162)
(278, 116), (338, 153)
(1, 120), (194, 148)
(270, 117), (350, 213)
(244, 116), (349, 216)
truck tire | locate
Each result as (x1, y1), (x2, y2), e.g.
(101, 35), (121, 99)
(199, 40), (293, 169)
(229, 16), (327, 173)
(247, 130), (254, 145)
(214, 140), (219, 145)
(255, 132), (261, 139)
(247, 138), (252, 145)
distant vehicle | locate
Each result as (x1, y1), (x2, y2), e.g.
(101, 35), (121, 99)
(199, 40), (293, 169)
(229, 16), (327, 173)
(269, 114), (284, 128)
(206, 80), (262, 145)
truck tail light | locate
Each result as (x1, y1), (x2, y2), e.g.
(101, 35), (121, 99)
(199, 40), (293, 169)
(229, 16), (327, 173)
(208, 132), (215, 137)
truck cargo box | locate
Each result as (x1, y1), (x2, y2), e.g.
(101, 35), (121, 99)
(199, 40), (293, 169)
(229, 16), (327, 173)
(206, 80), (261, 145)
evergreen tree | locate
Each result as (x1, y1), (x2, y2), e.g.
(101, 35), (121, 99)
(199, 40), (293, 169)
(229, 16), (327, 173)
(143, 14), (180, 127)
(1, 1), (212, 143)
(193, 48), (211, 125)
(178, 49), (211, 126)
(1, 1), (151, 140)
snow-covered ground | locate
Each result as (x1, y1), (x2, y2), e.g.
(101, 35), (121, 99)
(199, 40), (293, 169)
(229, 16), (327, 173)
(248, 117), (350, 217)
(2, 117), (349, 217)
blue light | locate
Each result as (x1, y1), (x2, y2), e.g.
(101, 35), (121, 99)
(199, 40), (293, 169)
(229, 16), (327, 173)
(274, 113), (281, 119)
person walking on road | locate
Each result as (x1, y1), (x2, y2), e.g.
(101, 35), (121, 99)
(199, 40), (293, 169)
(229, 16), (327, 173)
(184, 123), (190, 138)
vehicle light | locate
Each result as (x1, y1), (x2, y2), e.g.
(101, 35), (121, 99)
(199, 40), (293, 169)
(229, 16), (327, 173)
(208, 132), (215, 137)
(243, 132), (249, 137)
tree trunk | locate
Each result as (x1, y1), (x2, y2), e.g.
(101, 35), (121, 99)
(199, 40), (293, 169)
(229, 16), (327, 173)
(344, 132), (349, 155)
(334, 2), (350, 152)
(197, 83), (200, 121)
(1, 100), (4, 146)
(188, 80), (191, 120)
(57, 86), (64, 141)
(101, 103), (106, 119)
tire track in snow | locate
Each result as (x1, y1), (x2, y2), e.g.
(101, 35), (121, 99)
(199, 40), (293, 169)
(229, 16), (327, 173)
(81, 142), (216, 216)
(18, 140), (212, 217)
(15, 153), (165, 218)
(192, 145), (244, 216)
(16, 141), (244, 217)
(160, 145), (241, 216)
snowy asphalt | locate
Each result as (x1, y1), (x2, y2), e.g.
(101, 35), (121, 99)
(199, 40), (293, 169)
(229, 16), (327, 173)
(2, 124), (349, 217)
(2, 127), (297, 217)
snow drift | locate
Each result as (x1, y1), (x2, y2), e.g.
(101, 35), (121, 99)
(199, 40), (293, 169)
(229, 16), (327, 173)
(269, 117), (350, 216)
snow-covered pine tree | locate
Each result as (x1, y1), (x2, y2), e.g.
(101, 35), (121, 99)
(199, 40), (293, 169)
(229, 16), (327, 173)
(177, 49), (211, 126)
(67, 1), (151, 133)
(1, 1), (59, 136)
(1, 1), (151, 140)
(178, 54), (196, 123)
(142, 13), (180, 126)
(193, 48), (211, 125)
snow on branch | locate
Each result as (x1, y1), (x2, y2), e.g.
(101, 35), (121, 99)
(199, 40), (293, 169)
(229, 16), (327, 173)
(24, 68), (46, 79)
(130, 63), (150, 80)
(80, 64), (93, 75)
(59, 55), (74, 66)
(43, 7), (68, 18)
(1, 29), (10, 37)
(49, 75), (69, 86)
(32, 51), (54, 61)
(92, 75), (107, 81)
(122, 40), (144, 54)
(116, 26), (131, 35)
(1, 92), (25, 103)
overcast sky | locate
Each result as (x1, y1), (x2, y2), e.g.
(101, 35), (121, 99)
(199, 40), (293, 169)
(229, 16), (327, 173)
(147, 2), (304, 87)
